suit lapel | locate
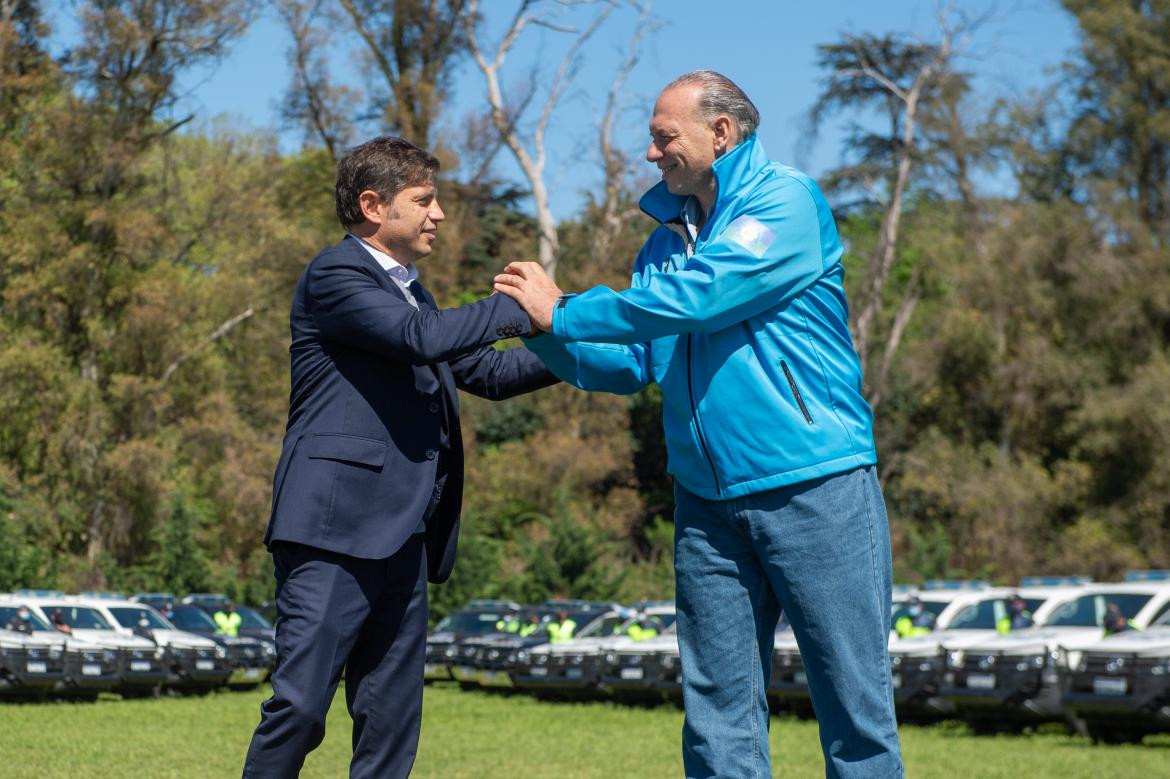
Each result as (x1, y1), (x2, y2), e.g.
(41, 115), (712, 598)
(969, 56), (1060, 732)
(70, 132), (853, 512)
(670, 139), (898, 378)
(341, 234), (413, 304)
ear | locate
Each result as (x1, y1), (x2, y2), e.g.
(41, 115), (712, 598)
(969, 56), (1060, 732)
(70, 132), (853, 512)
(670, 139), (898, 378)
(711, 115), (737, 156)
(358, 190), (386, 225)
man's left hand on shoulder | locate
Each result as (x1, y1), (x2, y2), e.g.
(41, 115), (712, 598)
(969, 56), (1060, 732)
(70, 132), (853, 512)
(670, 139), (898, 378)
(493, 261), (563, 333)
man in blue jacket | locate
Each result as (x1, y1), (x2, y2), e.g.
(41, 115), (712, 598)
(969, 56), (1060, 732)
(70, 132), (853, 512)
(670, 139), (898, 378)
(243, 136), (557, 778)
(495, 72), (903, 778)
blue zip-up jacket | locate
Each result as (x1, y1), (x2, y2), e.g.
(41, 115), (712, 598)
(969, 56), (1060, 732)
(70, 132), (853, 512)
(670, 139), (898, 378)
(525, 135), (876, 500)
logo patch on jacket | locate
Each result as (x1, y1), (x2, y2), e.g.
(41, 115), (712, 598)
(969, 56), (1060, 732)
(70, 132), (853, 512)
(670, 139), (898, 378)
(724, 215), (775, 259)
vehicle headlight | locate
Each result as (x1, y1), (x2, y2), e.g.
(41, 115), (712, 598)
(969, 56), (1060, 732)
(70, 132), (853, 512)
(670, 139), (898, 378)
(516, 650), (528, 663)
(890, 656), (902, 668)
(946, 650), (964, 669)
(264, 643), (276, 658)
(1048, 649), (1066, 669)
(1104, 657), (1126, 674)
(604, 653), (617, 665)
(662, 655), (676, 669)
(535, 654), (548, 665)
(918, 660), (935, 672)
(1151, 661), (1170, 676)
(215, 645), (228, 659)
(154, 647), (166, 659)
(104, 650), (117, 663)
(444, 646), (456, 658)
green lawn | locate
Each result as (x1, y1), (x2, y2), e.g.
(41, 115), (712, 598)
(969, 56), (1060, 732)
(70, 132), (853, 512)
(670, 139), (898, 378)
(0, 684), (1167, 778)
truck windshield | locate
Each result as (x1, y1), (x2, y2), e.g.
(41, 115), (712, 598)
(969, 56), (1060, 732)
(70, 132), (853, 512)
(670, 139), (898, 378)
(234, 606), (272, 629)
(169, 606), (218, 631)
(947, 599), (1005, 630)
(0, 606), (52, 630)
(108, 607), (171, 630)
(1044, 593), (1152, 627)
(39, 605), (112, 629)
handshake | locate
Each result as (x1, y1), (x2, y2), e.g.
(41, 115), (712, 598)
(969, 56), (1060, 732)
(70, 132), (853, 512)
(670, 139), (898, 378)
(492, 262), (564, 335)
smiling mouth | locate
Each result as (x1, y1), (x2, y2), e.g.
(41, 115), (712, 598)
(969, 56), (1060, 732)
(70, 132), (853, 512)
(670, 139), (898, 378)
(659, 163), (678, 176)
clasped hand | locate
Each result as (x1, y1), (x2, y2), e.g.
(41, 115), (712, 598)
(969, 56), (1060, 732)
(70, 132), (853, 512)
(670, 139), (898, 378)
(493, 262), (563, 334)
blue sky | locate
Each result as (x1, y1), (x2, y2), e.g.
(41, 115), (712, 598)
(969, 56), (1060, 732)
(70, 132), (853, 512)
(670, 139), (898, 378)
(54, 0), (1080, 219)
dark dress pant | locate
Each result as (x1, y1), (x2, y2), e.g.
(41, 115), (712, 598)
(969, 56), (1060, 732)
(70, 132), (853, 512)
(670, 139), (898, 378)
(242, 535), (428, 779)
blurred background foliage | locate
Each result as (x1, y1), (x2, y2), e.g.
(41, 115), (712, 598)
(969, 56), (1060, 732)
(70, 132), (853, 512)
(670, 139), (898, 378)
(1, 0), (1168, 620)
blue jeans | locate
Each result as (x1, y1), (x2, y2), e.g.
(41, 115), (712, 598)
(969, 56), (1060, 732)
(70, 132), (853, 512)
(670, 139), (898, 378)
(674, 466), (903, 779)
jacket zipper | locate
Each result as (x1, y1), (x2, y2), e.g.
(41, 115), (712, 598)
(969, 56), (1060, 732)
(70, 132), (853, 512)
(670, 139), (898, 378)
(687, 334), (722, 496)
(781, 360), (814, 425)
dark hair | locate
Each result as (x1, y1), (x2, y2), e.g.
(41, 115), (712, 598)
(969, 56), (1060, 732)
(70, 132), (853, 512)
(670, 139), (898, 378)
(664, 70), (760, 138)
(335, 136), (440, 228)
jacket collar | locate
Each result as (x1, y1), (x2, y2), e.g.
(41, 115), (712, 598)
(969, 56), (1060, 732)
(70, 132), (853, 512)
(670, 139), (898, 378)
(340, 234), (411, 304)
(638, 134), (770, 225)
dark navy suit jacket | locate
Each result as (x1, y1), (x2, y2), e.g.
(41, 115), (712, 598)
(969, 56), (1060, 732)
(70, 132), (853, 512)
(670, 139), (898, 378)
(264, 235), (556, 583)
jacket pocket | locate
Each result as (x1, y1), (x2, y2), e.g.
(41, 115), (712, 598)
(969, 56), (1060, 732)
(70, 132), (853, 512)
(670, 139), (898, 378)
(305, 433), (388, 469)
(780, 360), (814, 425)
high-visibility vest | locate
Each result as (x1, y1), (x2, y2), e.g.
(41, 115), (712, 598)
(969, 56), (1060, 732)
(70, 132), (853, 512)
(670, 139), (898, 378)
(214, 610), (241, 637)
(547, 619), (577, 643)
(496, 618), (520, 633)
(997, 610), (1033, 635)
(894, 615), (930, 639)
(1104, 620), (1140, 638)
(627, 624), (659, 641)
(518, 623), (538, 637)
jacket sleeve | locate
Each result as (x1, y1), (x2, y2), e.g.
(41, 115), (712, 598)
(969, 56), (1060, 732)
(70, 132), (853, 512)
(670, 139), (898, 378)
(551, 177), (826, 344)
(523, 334), (653, 396)
(447, 343), (560, 400)
(305, 252), (531, 365)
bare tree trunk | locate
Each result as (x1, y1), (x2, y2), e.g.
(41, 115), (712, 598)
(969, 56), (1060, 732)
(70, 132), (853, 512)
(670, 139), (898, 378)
(594, 1), (656, 263)
(275, 0), (346, 158)
(869, 269), (921, 414)
(462, 0), (617, 279)
(848, 34), (950, 376)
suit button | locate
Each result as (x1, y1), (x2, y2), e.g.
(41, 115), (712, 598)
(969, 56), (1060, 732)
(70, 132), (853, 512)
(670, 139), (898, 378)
(425, 449), (437, 460)
(496, 327), (505, 335)
(428, 402), (440, 413)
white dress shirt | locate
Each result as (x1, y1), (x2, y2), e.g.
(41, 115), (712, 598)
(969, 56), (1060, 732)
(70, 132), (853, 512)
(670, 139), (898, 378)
(350, 234), (421, 309)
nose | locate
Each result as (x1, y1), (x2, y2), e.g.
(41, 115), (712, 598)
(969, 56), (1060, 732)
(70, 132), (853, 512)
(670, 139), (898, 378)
(429, 198), (445, 223)
(646, 140), (663, 163)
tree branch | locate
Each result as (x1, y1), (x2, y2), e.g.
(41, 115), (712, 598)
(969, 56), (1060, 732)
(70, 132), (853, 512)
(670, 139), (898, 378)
(160, 306), (259, 384)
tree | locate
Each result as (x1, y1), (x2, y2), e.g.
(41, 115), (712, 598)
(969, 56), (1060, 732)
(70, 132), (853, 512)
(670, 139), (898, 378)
(1061, 0), (1170, 238)
(462, 0), (620, 278)
(808, 14), (981, 411)
(277, 0), (467, 155)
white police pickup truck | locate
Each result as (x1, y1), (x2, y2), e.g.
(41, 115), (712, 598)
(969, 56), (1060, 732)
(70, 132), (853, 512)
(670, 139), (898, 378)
(887, 582), (1025, 718)
(936, 577), (1098, 729)
(19, 594), (167, 697)
(29, 595), (230, 693)
(0, 601), (68, 699)
(1059, 573), (1170, 742)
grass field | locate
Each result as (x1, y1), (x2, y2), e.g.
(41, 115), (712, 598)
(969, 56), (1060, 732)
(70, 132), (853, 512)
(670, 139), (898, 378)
(1, 683), (1167, 778)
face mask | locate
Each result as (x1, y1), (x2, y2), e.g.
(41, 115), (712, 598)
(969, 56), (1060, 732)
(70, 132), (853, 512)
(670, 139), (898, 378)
(909, 606), (922, 617)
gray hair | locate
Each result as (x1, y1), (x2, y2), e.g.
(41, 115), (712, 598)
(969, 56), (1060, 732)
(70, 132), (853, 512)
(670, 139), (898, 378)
(664, 70), (760, 138)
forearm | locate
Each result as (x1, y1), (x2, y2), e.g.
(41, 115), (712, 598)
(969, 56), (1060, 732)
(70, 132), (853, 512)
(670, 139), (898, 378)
(451, 345), (560, 400)
(524, 333), (651, 395)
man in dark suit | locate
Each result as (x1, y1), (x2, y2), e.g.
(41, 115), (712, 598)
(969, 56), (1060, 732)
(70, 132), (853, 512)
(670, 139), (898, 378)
(243, 136), (557, 778)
